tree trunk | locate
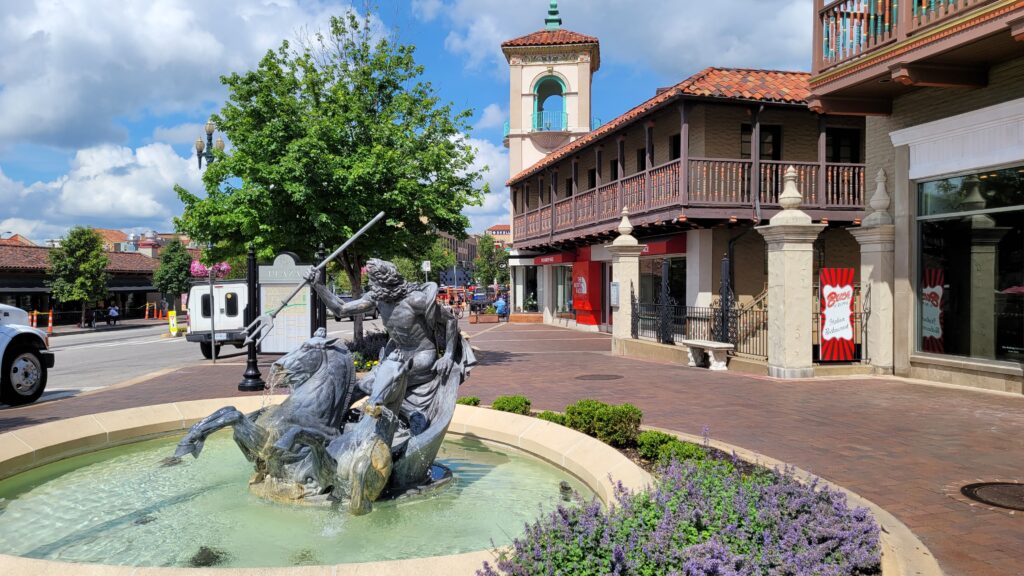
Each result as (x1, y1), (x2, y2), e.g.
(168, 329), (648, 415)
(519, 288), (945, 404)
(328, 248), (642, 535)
(341, 253), (364, 346)
(80, 305), (86, 328)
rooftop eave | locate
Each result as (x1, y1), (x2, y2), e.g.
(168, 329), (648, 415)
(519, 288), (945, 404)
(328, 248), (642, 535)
(501, 42), (601, 73)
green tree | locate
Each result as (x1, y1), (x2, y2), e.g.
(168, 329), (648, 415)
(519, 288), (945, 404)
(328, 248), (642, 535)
(152, 240), (194, 313)
(424, 238), (456, 284)
(47, 227), (110, 327)
(473, 233), (509, 288)
(174, 9), (486, 342)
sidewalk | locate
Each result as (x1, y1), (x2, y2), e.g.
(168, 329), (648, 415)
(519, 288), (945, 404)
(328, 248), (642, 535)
(48, 317), (168, 337)
(2, 322), (1022, 576)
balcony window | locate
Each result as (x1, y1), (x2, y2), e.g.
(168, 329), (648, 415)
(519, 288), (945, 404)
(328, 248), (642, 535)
(609, 159), (619, 181)
(587, 168), (597, 190)
(669, 133), (681, 161)
(636, 148), (647, 172)
(826, 128), (861, 164)
(916, 166), (1024, 362)
(533, 76), (566, 132)
(564, 177), (573, 198)
(740, 125), (782, 161)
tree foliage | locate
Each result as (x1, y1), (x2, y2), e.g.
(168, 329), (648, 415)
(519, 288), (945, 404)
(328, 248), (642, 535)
(47, 227), (109, 326)
(424, 237), (456, 284)
(173, 8), (486, 315)
(152, 239), (194, 312)
(473, 233), (509, 287)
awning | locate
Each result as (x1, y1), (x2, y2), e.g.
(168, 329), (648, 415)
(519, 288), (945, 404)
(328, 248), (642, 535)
(533, 251), (576, 265)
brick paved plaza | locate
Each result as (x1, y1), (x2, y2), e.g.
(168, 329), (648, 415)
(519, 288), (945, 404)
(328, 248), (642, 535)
(1, 322), (1022, 575)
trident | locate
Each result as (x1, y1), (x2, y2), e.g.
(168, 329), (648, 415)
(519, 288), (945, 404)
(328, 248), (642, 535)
(243, 211), (386, 346)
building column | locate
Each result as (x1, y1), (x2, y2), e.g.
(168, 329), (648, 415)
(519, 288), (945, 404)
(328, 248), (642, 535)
(849, 168), (895, 374)
(606, 209), (646, 354)
(686, 229), (714, 306)
(756, 167), (826, 379)
(963, 176), (1009, 359)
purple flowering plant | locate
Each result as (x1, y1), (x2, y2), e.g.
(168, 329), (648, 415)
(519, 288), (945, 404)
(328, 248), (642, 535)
(190, 260), (231, 278)
(478, 457), (880, 576)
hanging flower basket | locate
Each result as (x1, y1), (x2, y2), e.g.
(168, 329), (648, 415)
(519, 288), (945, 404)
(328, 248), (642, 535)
(191, 260), (231, 278)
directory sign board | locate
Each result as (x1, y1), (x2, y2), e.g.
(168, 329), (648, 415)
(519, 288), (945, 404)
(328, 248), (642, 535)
(258, 253), (312, 353)
(819, 268), (855, 362)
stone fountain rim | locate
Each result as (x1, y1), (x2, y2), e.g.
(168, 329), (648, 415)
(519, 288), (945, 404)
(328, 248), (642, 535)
(0, 397), (651, 576)
(0, 399), (940, 576)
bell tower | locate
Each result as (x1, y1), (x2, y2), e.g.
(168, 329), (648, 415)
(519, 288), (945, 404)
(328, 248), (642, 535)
(501, 1), (600, 175)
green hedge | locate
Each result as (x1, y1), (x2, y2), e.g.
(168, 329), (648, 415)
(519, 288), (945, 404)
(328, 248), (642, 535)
(636, 430), (676, 460)
(492, 395), (531, 415)
(563, 399), (608, 436)
(594, 403), (643, 447)
(456, 396), (481, 406)
(536, 411), (565, 425)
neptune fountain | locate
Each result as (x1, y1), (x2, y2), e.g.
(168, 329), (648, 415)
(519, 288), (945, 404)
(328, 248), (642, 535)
(172, 257), (475, 515)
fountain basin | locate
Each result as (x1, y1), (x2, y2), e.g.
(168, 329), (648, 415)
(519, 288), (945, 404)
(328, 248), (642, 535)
(0, 398), (652, 575)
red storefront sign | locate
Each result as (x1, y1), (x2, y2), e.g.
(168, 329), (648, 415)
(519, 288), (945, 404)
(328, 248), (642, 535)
(533, 251), (576, 265)
(818, 268), (856, 362)
(921, 268), (944, 353)
(572, 261), (603, 326)
(640, 235), (687, 256)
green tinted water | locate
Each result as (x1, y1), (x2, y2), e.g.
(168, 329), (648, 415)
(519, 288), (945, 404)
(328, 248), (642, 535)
(0, 433), (590, 568)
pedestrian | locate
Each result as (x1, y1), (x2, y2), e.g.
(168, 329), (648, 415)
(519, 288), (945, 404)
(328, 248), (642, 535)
(110, 304), (120, 326)
(107, 304), (115, 325)
(494, 294), (508, 321)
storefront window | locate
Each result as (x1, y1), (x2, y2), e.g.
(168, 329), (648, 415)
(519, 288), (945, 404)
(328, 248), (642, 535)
(554, 265), (574, 317)
(639, 257), (686, 304)
(917, 166), (1024, 362)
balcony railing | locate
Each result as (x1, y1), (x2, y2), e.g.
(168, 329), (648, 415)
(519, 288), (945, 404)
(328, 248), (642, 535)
(815, 0), (1000, 72)
(513, 158), (865, 244)
(532, 110), (568, 132)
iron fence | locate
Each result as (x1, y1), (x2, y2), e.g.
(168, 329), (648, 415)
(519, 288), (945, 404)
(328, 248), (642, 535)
(733, 307), (768, 359)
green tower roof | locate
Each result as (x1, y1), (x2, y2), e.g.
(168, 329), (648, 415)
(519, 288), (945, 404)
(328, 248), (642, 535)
(544, 0), (562, 30)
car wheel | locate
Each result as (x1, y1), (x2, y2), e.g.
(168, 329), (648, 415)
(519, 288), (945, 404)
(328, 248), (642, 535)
(200, 342), (213, 359)
(1, 344), (47, 405)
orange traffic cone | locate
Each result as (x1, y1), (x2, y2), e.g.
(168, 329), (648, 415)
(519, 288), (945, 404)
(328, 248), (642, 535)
(157, 308), (162, 320)
(30, 310), (36, 328)
(145, 304), (150, 320)
(47, 309), (54, 334)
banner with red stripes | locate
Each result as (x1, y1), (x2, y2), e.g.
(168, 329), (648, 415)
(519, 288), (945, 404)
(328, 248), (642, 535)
(819, 268), (856, 362)
(921, 268), (945, 353)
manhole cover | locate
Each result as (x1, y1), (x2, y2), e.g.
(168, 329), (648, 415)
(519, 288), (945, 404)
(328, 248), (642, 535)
(960, 482), (1024, 511)
(574, 374), (624, 381)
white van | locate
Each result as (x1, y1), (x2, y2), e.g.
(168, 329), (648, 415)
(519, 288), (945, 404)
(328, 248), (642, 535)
(0, 303), (54, 405)
(185, 280), (249, 359)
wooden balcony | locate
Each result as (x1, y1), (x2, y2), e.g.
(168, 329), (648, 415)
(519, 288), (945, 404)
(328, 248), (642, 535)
(810, 0), (1024, 110)
(513, 158), (865, 246)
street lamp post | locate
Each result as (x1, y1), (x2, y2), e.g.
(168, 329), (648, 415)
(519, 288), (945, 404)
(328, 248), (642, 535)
(239, 245), (265, 391)
(195, 118), (225, 170)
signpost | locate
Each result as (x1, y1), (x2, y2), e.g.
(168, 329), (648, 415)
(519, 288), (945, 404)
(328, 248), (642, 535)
(421, 260), (431, 284)
(258, 253), (312, 354)
(818, 268), (856, 362)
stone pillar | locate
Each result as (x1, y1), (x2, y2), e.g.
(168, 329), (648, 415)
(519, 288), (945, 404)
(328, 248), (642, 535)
(606, 209), (646, 353)
(962, 176), (1009, 359)
(756, 167), (825, 378)
(849, 169), (895, 374)
(686, 229), (714, 307)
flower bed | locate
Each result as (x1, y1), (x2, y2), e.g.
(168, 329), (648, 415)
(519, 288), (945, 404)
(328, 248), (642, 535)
(475, 397), (882, 576)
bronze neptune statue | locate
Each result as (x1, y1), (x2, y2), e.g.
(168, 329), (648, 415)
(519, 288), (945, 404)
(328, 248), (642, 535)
(172, 257), (474, 515)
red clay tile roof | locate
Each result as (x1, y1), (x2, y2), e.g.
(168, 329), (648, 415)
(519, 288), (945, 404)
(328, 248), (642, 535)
(501, 29), (598, 48)
(0, 234), (36, 246)
(0, 245), (158, 274)
(92, 228), (128, 246)
(486, 224), (511, 232)
(508, 67), (811, 185)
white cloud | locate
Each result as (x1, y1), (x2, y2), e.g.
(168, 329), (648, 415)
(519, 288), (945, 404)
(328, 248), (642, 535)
(0, 0), (345, 149)
(1, 143), (203, 243)
(152, 123), (207, 146)
(462, 137), (510, 232)
(475, 103), (507, 130)
(431, 1), (813, 79)
(411, 0), (444, 22)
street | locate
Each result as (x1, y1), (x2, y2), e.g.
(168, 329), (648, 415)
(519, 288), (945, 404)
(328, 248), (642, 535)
(4, 317), (386, 406)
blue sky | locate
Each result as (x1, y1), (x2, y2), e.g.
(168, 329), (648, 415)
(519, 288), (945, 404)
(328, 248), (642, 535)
(0, 0), (811, 243)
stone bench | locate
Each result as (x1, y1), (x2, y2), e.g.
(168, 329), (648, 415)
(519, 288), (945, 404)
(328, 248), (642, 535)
(680, 339), (734, 371)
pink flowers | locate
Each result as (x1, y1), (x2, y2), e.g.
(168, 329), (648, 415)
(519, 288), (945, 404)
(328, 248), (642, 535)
(190, 260), (231, 278)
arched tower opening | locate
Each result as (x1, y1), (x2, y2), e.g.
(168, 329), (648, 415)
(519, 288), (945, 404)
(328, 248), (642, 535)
(534, 76), (566, 131)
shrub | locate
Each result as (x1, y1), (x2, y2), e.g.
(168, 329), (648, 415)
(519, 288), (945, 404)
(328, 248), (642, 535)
(456, 396), (481, 406)
(484, 305), (497, 314)
(636, 430), (676, 461)
(657, 439), (706, 464)
(344, 331), (389, 361)
(491, 395), (531, 415)
(593, 403), (643, 447)
(563, 399), (609, 436)
(477, 458), (881, 576)
(536, 411), (565, 425)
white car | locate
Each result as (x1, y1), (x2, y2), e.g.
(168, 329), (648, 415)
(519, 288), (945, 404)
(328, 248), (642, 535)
(0, 303), (55, 405)
(185, 280), (250, 359)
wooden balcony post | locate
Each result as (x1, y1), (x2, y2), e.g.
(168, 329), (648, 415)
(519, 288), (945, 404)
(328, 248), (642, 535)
(549, 169), (557, 242)
(679, 102), (689, 206)
(617, 135), (625, 212)
(572, 157), (579, 229)
(644, 121), (654, 209)
(898, 0), (912, 40)
(751, 105), (762, 208)
(595, 146), (603, 188)
(812, 0), (823, 75)
(818, 115), (828, 208)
